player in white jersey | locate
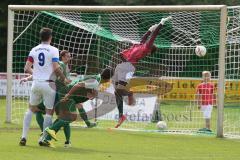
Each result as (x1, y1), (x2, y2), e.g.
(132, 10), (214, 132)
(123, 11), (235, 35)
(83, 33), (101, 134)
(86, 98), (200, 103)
(19, 28), (71, 146)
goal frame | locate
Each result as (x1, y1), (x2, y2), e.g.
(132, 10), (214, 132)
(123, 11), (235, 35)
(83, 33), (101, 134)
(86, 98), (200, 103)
(7, 5), (227, 137)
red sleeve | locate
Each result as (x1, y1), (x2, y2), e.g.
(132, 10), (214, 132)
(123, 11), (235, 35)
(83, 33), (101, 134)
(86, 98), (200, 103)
(145, 24), (163, 49)
(27, 56), (34, 63)
(140, 31), (151, 43)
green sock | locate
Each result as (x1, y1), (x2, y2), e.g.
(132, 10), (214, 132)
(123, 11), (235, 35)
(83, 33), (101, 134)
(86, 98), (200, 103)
(53, 118), (59, 124)
(63, 123), (71, 142)
(36, 112), (44, 132)
(49, 119), (66, 132)
(46, 119), (69, 141)
(78, 108), (90, 126)
(45, 119), (58, 141)
(46, 134), (52, 141)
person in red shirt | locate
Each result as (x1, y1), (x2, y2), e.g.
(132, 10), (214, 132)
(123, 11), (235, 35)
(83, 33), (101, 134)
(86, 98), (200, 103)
(112, 16), (172, 128)
(196, 71), (216, 131)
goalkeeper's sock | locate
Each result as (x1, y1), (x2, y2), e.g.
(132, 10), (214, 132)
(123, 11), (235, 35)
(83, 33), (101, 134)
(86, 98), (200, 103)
(43, 114), (52, 130)
(36, 111), (44, 132)
(78, 108), (91, 126)
(115, 92), (123, 118)
(63, 123), (71, 142)
(22, 109), (33, 139)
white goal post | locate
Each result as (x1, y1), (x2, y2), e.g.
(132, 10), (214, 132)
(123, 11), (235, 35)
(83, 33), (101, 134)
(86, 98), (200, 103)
(7, 5), (227, 137)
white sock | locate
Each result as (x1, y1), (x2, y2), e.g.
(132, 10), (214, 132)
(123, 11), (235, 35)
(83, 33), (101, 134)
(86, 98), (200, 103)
(21, 109), (33, 139)
(39, 114), (52, 142)
(43, 114), (52, 130)
(40, 132), (47, 142)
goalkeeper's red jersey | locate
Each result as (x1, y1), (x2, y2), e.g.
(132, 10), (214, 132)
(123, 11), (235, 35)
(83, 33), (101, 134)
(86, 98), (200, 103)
(121, 43), (151, 64)
(197, 82), (215, 105)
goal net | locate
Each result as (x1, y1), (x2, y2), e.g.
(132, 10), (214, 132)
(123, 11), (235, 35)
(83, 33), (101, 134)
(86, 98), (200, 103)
(7, 6), (229, 136)
(223, 6), (240, 138)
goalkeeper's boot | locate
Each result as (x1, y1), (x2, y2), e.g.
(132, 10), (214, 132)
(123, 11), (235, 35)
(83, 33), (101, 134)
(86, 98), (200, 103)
(19, 137), (26, 146)
(115, 115), (127, 128)
(64, 141), (71, 148)
(45, 127), (58, 141)
(87, 122), (97, 128)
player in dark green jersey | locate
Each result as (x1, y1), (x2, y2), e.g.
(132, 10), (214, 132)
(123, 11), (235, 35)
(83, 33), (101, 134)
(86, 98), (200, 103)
(37, 51), (100, 147)
(42, 68), (112, 147)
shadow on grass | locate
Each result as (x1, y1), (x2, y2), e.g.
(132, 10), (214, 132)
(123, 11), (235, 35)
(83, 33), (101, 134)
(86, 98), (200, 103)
(27, 145), (138, 156)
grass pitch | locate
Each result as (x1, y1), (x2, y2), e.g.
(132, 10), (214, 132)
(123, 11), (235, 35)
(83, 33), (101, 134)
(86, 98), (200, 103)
(1, 98), (240, 160)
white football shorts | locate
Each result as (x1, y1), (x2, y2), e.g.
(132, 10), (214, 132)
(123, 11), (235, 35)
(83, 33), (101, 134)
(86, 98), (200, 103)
(112, 62), (135, 87)
(201, 105), (213, 119)
(29, 81), (56, 109)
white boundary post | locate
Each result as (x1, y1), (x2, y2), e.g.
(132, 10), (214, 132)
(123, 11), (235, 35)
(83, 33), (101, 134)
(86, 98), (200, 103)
(217, 6), (227, 138)
(6, 7), (14, 123)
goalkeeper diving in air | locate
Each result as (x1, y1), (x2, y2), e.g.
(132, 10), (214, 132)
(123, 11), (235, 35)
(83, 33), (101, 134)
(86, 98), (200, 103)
(112, 16), (172, 128)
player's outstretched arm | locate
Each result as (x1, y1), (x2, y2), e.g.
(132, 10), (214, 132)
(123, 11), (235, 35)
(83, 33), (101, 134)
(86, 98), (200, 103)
(146, 16), (172, 49)
(20, 75), (33, 84)
(140, 30), (151, 43)
(53, 62), (71, 84)
(61, 83), (85, 102)
(140, 23), (160, 43)
(159, 16), (172, 25)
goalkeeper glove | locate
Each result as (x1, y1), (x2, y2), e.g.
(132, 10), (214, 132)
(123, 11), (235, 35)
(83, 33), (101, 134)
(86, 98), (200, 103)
(159, 16), (172, 25)
(148, 24), (158, 32)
